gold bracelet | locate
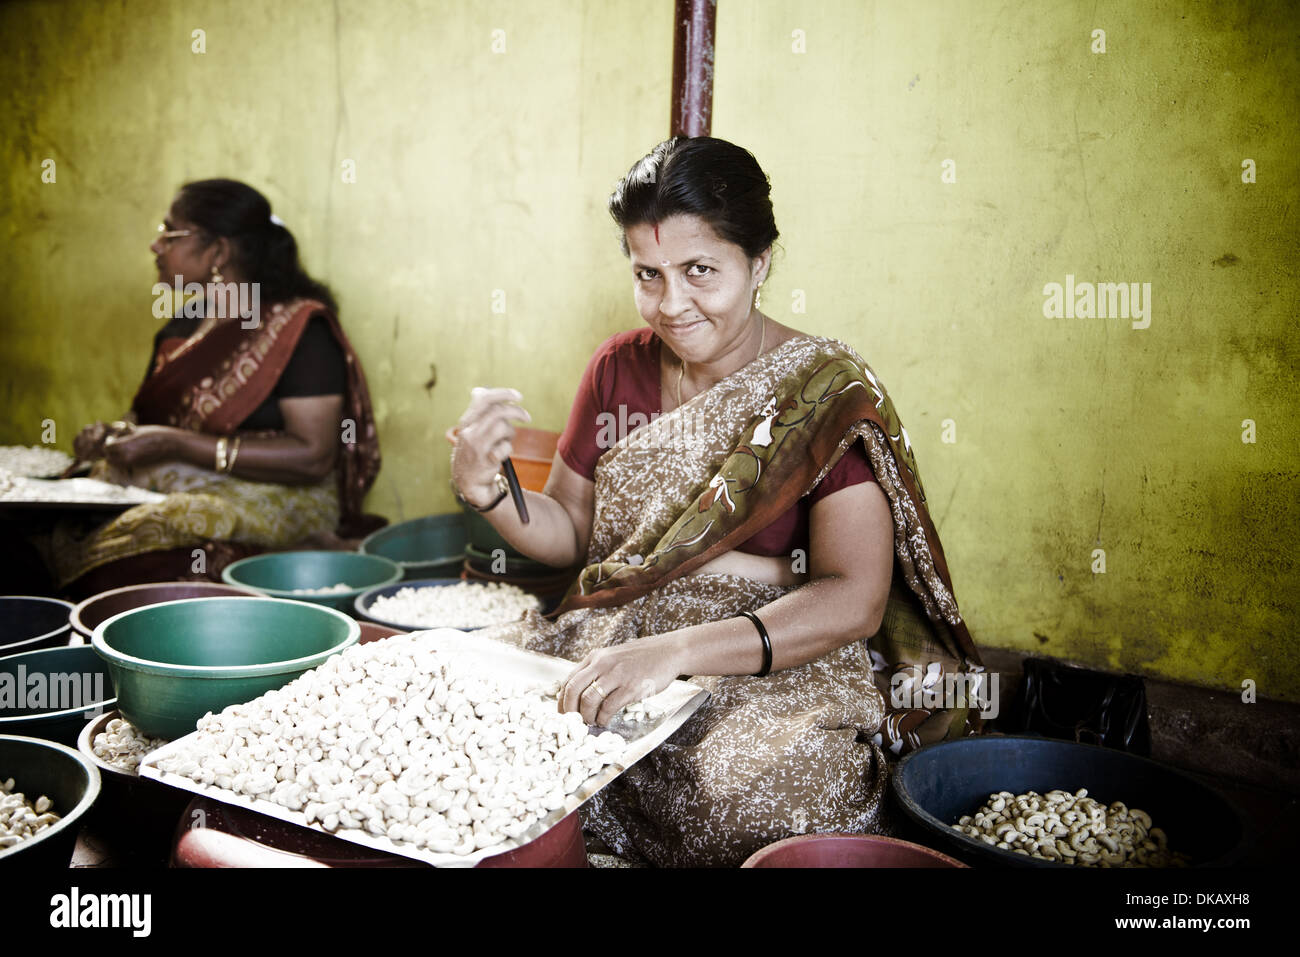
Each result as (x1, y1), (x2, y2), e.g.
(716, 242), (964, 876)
(215, 436), (229, 473)
(225, 436), (242, 474)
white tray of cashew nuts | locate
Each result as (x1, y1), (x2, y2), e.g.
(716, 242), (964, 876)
(139, 629), (709, 867)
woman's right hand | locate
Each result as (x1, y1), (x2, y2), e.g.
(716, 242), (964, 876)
(450, 387), (532, 507)
(73, 422), (110, 461)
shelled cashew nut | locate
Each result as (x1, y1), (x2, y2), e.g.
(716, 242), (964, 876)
(0, 777), (61, 851)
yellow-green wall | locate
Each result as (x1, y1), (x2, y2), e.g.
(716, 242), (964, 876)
(2, 1), (1296, 701)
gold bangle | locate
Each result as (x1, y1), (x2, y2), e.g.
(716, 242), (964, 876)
(215, 437), (229, 473)
(225, 436), (242, 474)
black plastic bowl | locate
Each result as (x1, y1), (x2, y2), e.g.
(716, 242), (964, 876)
(0, 645), (116, 746)
(1, 596), (74, 654)
(891, 735), (1252, 868)
(0, 734), (102, 868)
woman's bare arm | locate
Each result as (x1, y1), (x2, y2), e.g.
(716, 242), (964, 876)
(104, 395), (346, 484)
(560, 479), (895, 724)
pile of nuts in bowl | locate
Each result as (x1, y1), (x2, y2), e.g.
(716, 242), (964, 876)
(952, 788), (1190, 867)
(152, 633), (628, 858)
(367, 582), (541, 629)
(92, 716), (170, 774)
(0, 777), (61, 850)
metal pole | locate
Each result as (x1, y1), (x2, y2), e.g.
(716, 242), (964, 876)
(670, 0), (716, 137)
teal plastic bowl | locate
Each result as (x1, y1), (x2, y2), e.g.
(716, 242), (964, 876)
(220, 551), (403, 611)
(91, 597), (359, 739)
(360, 514), (468, 581)
(0, 645), (116, 746)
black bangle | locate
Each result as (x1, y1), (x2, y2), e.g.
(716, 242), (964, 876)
(451, 473), (509, 513)
(740, 611), (773, 677)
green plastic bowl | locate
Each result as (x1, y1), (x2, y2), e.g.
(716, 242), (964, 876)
(220, 551), (403, 611)
(360, 514), (468, 580)
(91, 597), (359, 739)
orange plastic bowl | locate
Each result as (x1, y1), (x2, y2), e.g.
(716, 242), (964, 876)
(742, 833), (967, 868)
(444, 426), (556, 492)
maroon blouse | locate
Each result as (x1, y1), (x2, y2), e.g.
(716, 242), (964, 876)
(557, 328), (876, 557)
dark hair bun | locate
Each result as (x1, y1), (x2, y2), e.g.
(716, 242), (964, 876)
(608, 137), (778, 260)
(173, 179), (338, 313)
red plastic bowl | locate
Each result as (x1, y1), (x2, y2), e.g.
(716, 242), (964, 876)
(357, 622), (406, 644)
(171, 797), (587, 868)
(71, 581), (260, 641)
(742, 833), (967, 868)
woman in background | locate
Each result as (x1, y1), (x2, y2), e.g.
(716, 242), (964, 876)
(51, 179), (381, 593)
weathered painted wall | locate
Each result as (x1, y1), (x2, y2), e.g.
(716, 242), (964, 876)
(713, 0), (1298, 700)
(1, 1), (1295, 700)
(0, 0), (669, 516)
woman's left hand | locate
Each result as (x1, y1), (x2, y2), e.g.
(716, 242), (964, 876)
(101, 424), (182, 472)
(559, 638), (684, 727)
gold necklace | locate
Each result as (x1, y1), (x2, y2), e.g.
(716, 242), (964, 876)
(676, 314), (766, 409)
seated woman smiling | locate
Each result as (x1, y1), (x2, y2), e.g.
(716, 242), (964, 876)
(49, 179), (381, 592)
(451, 137), (983, 867)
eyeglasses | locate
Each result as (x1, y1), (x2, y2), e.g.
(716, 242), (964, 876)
(156, 223), (193, 246)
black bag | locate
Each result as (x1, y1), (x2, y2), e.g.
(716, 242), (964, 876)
(1011, 658), (1151, 755)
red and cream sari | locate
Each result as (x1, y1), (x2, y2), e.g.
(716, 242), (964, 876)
(480, 334), (984, 867)
(49, 299), (381, 585)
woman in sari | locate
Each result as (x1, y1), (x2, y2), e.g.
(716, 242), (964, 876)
(452, 138), (983, 867)
(50, 179), (381, 592)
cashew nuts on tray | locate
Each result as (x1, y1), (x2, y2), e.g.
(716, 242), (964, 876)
(0, 777), (61, 850)
(0, 445), (73, 478)
(952, 788), (1190, 867)
(154, 634), (628, 857)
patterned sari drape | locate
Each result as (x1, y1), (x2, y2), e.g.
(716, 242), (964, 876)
(478, 334), (984, 865)
(132, 297), (380, 531)
(46, 299), (380, 585)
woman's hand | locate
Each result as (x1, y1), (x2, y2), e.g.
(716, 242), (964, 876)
(73, 422), (110, 461)
(451, 387), (532, 507)
(101, 424), (183, 472)
(559, 638), (684, 727)
(74, 420), (134, 461)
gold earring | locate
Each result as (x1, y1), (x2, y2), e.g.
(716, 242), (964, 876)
(754, 285), (763, 309)
(211, 265), (223, 283)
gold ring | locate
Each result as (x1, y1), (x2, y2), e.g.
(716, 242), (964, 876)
(585, 680), (608, 699)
